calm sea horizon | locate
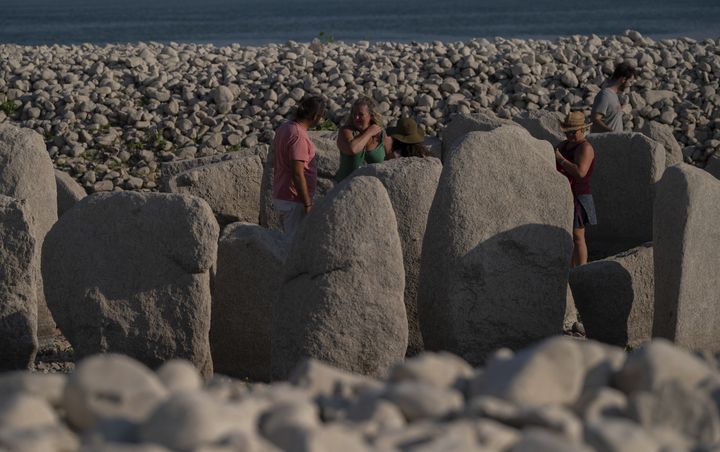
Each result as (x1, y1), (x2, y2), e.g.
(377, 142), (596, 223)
(1, 0), (719, 46)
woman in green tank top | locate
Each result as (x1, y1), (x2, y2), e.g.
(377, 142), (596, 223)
(335, 97), (394, 182)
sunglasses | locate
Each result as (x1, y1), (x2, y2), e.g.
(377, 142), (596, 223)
(565, 129), (579, 136)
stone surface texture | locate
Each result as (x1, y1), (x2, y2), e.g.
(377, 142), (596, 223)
(639, 120), (683, 167)
(440, 110), (515, 161)
(167, 155), (263, 227)
(0, 196), (38, 369)
(211, 222), (288, 381)
(272, 176), (407, 379)
(0, 124), (58, 340)
(653, 164), (720, 352)
(585, 132), (665, 256)
(418, 126), (573, 365)
(512, 110), (565, 146)
(350, 157), (442, 356)
(42, 192), (218, 376)
(570, 243), (654, 348)
(54, 169), (86, 217)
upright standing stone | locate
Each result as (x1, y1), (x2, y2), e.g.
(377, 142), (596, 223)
(441, 110), (515, 161)
(351, 157), (442, 356)
(42, 192), (219, 376)
(211, 223), (288, 381)
(272, 176), (407, 379)
(0, 196), (37, 369)
(418, 126), (573, 365)
(639, 121), (683, 168)
(512, 110), (565, 146)
(167, 155), (263, 227)
(54, 170), (86, 217)
(585, 133), (665, 256)
(158, 146), (267, 192)
(653, 164), (720, 351)
(704, 153), (720, 180)
(0, 124), (58, 341)
(570, 244), (654, 348)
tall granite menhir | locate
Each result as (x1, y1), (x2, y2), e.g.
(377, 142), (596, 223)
(351, 157), (442, 356)
(211, 223), (288, 381)
(272, 176), (408, 379)
(653, 164), (720, 352)
(42, 192), (219, 376)
(0, 124), (58, 339)
(585, 133), (665, 256)
(0, 196), (38, 369)
(418, 126), (573, 365)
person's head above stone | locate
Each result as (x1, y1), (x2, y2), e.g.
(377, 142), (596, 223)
(560, 111), (592, 140)
(387, 117), (429, 158)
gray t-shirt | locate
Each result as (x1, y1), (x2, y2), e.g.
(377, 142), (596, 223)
(591, 87), (624, 132)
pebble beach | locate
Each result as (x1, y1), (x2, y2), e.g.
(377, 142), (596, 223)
(1, 29), (718, 193)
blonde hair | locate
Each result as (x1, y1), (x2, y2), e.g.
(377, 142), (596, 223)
(344, 96), (384, 130)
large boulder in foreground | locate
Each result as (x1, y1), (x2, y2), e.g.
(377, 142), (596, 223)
(570, 243), (654, 348)
(512, 110), (565, 146)
(418, 126), (573, 365)
(639, 121), (683, 168)
(0, 196), (38, 369)
(653, 164), (720, 352)
(42, 192), (219, 376)
(440, 110), (514, 161)
(0, 124), (58, 340)
(272, 176), (407, 379)
(211, 223), (288, 381)
(167, 155), (263, 227)
(585, 133), (665, 257)
(260, 131), (339, 230)
(351, 157), (442, 356)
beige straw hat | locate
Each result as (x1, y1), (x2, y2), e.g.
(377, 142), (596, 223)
(560, 111), (592, 132)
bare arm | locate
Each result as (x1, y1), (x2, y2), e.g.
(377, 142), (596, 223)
(383, 134), (394, 160)
(590, 112), (613, 133)
(291, 160), (312, 213)
(337, 124), (383, 156)
(556, 142), (594, 179)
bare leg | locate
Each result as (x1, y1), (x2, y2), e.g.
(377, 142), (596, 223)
(572, 227), (588, 267)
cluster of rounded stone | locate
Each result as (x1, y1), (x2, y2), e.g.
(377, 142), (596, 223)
(0, 337), (718, 451)
(0, 29), (718, 193)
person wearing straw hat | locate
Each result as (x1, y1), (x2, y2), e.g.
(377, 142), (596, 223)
(555, 111), (597, 267)
(387, 117), (430, 158)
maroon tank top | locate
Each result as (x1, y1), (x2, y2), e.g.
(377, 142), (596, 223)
(557, 140), (594, 196)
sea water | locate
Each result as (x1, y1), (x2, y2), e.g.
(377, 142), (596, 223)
(1, 0), (719, 46)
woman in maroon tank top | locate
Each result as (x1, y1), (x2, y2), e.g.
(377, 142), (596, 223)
(555, 112), (597, 267)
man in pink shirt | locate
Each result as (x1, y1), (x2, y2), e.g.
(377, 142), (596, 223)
(272, 95), (327, 238)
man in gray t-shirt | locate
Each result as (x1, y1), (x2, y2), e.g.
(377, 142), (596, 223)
(590, 62), (637, 133)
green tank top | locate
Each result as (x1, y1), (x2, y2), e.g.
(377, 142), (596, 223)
(335, 130), (386, 182)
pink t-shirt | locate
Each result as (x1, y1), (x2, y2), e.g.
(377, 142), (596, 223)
(272, 121), (317, 203)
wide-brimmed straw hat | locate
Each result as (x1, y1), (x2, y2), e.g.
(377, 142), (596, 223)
(560, 111), (592, 132)
(387, 117), (425, 144)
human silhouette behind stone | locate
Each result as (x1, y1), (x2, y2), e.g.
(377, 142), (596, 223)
(387, 117), (430, 158)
